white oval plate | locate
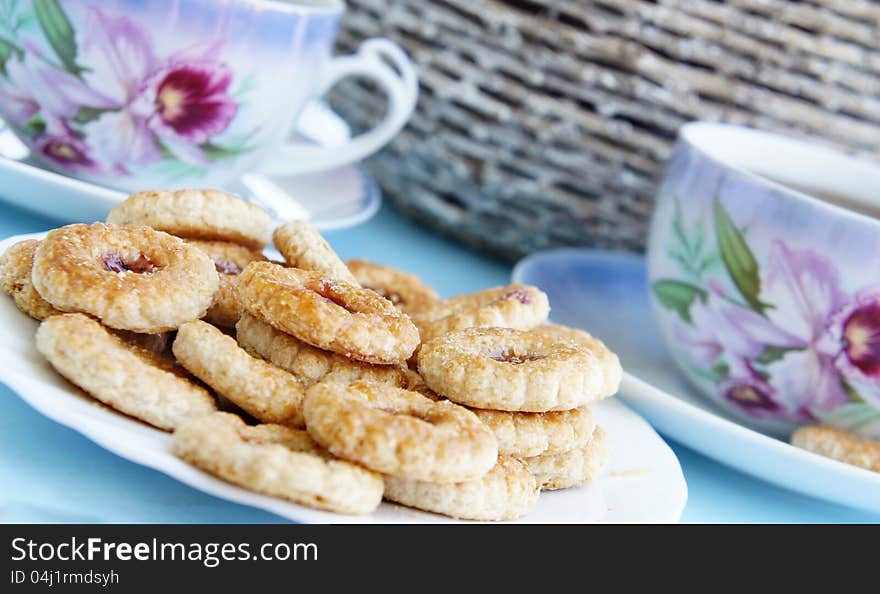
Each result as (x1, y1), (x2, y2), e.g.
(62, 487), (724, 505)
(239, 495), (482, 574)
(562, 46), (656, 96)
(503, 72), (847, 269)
(0, 233), (686, 523)
(514, 248), (880, 514)
(0, 102), (379, 231)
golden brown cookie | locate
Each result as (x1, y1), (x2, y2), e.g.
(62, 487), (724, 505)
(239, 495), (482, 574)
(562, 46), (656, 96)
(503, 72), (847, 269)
(273, 220), (357, 284)
(303, 380), (498, 482)
(173, 412), (383, 515)
(238, 262), (419, 365)
(791, 425), (880, 473)
(471, 406), (595, 457)
(530, 323), (594, 345)
(236, 313), (412, 388)
(524, 427), (609, 490)
(419, 327), (621, 412)
(32, 223), (218, 333)
(107, 189), (272, 250)
(347, 259), (440, 316)
(36, 314), (215, 431)
(0, 239), (61, 320)
(414, 283), (549, 343)
(383, 456), (539, 521)
(172, 321), (306, 427)
(187, 240), (266, 328)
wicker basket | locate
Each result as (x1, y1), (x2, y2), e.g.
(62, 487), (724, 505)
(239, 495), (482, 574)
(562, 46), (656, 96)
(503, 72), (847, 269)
(330, 0), (880, 260)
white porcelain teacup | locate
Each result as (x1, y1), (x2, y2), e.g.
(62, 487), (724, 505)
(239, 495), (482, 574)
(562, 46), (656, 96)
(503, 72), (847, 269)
(648, 122), (880, 438)
(0, 0), (417, 191)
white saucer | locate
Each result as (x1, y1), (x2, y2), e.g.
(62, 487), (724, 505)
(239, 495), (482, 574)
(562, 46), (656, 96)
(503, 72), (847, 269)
(0, 102), (380, 230)
(513, 248), (880, 514)
(0, 233), (687, 523)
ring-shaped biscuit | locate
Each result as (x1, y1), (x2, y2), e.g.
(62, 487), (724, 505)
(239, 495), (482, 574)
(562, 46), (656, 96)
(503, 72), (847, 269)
(236, 313), (412, 388)
(173, 412), (383, 515)
(107, 189), (272, 250)
(187, 240), (266, 328)
(303, 380), (498, 482)
(347, 259), (440, 316)
(524, 427), (609, 490)
(0, 240), (61, 320)
(412, 382), (612, 462)
(32, 223), (218, 333)
(531, 325), (624, 406)
(419, 327), (621, 412)
(791, 425), (880, 472)
(173, 321), (306, 427)
(238, 262), (419, 365)
(471, 406), (595, 458)
(383, 456), (539, 521)
(273, 221), (358, 284)
(414, 284), (550, 343)
(36, 314), (216, 431)
(414, 372), (597, 457)
(530, 323), (623, 399)
(530, 323), (596, 345)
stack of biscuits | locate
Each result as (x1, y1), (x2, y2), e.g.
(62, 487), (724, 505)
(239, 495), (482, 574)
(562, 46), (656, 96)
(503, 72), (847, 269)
(416, 324), (620, 491)
(0, 188), (622, 521)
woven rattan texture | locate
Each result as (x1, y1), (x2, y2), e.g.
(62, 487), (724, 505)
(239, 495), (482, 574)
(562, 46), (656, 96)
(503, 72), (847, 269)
(330, 0), (880, 259)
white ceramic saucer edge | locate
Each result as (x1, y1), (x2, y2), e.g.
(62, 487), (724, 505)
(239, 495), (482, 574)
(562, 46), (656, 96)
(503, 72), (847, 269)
(0, 234), (686, 524)
(0, 102), (380, 231)
(0, 146), (124, 223)
(512, 248), (880, 514)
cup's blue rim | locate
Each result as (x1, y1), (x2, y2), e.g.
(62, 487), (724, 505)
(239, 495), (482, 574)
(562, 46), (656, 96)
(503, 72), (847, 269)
(677, 121), (880, 229)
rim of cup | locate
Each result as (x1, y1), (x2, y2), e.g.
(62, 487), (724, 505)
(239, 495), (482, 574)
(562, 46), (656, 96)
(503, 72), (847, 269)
(243, 0), (345, 15)
(678, 121), (880, 227)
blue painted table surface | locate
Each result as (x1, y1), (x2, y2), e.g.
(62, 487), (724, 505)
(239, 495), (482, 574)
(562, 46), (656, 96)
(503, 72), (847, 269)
(1, 202), (877, 524)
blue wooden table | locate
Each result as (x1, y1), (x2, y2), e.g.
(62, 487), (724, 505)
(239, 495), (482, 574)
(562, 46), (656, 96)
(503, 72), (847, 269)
(1, 202), (877, 523)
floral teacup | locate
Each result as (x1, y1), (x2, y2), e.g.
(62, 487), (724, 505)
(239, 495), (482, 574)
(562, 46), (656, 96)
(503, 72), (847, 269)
(0, 0), (417, 191)
(648, 122), (880, 439)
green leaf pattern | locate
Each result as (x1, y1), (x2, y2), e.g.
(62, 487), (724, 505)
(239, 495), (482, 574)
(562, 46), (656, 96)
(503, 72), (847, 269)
(652, 188), (880, 433)
(652, 197), (794, 390)
(713, 198), (770, 314)
(651, 279), (706, 323)
(33, 0), (81, 74)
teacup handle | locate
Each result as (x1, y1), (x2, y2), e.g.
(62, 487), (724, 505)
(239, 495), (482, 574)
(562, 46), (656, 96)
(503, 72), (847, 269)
(257, 38), (417, 176)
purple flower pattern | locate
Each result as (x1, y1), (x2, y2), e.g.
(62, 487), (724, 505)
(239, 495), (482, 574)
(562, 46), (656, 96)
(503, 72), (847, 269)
(654, 200), (880, 424)
(0, 4), (242, 176)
